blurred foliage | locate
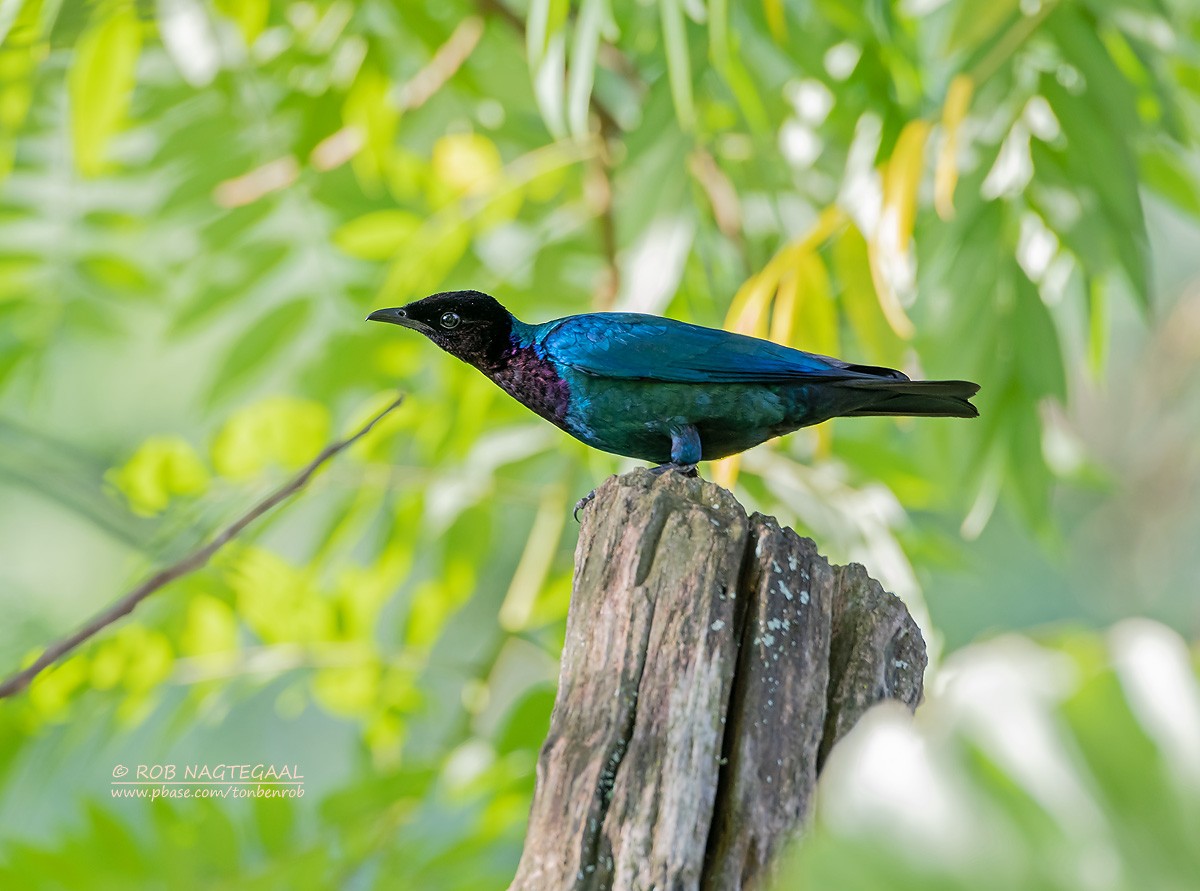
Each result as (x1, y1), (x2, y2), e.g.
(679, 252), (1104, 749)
(0, 0), (1199, 886)
(782, 621), (1200, 891)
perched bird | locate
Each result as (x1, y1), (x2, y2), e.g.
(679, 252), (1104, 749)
(368, 290), (978, 477)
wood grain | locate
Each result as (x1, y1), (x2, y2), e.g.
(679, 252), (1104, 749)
(510, 468), (927, 891)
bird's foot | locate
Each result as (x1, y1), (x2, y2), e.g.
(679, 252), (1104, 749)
(573, 489), (597, 523)
(575, 464), (698, 522)
(649, 462), (698, 478)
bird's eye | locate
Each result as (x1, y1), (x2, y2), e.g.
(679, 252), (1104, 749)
(440, 311), (461, 330)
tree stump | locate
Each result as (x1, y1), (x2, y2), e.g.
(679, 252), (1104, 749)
(509, 468), (926, 891)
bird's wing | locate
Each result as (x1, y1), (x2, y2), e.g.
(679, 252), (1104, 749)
(538, 313), (906, 383)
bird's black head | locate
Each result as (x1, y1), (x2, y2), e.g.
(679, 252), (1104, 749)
(368, 290), (514, 368)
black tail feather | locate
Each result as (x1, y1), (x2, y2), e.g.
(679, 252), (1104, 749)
(837, 378), (980, 419)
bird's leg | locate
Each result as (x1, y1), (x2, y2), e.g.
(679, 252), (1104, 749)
(575, 425), (702, 522)
(653, 424), (702, 477)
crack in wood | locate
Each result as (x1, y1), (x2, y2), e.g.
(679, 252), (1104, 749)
(580, 597), (652, 891)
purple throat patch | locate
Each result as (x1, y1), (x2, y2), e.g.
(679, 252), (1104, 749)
(486, 343), (571, 422)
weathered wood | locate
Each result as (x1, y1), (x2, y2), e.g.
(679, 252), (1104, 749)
(510, 468), (927, 891)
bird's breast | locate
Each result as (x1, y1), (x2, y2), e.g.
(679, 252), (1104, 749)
(485, 345), (572, 424)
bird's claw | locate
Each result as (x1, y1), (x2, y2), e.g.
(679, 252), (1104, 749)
(575, 464), (696, 522)
(649, 462), (698, 478)
(573, 489), (597, 523)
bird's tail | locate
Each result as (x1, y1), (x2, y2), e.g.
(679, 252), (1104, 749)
(836, 378), (980, 418)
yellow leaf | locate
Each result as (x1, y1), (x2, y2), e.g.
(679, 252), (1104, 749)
(312, 664), (380, 717)
(68, 7), (142, 176)
(226, 547), (332, 644)
(935, 75), (975, 220)
(365, 711), (406, 764)
(725, 273), (774, 337)
(381, 209), (472, 297)
(711, 453), (742, 491)
(405, 561), (474, 649)
(882, 119), (931, 255)
(873, 121), (929, 341)
(834, 226), (905, 367)
(334, 543), (412, 639)
(91, 642), (126, 690)
(180, 595), (239, 657)
(769, 270), (798, 346)
(729, 205), (847, 340)
(122, 628), (174, 692)
(763, 0), (787, 41)
(213, 0), (269, 46)
(866, 240), (916, 340)
(431, 132), (503, 198)
(29, 655), (88, 718)
(760, 206), (847, 283)
(794, 251), (837, 358)
(107, 435), (210, 516)
(211, 396), (331, 480)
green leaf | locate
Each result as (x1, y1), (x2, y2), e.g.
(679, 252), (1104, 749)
(1007, 390), (1053, 534)
(213, 0), (269, 45)
(170, 242), (290, 337)
(0, 0), (28, 46)
(706, 0), (770, 134)
(1042, 78), (1150, 309)
(381, 213), (471, 299)
(946, 0), (1019, 54)
(1012, 272), (1067, 403)
(1141, 145), (1200, 218)
(68, 7), (142, 176)
(566, 0), (606, 139)
(342, 66), (398, 191)
(333, 210), (423, 261)
(495, 686), (556, 755)
(0, 418), (159, 547)
(207, 298), (311, 403)
(1048, 6), (1139, 136)
(660, 0), (695, 131)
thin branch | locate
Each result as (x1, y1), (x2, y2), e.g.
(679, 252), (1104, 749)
(394, 16), (485, 112)
(586, 157), (620, 309)
(0, 394), (406, 700)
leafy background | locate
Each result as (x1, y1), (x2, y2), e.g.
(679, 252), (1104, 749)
(1, 0), (1198, 887)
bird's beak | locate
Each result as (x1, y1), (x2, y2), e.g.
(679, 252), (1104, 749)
(366, 306), (431, 333)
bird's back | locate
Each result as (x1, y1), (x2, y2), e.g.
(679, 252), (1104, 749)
(536, 312), (908, 384)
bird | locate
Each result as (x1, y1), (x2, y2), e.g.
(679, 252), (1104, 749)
(368, 290), (979, 510)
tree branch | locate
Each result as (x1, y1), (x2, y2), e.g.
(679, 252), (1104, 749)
(0, 394), (406, 700)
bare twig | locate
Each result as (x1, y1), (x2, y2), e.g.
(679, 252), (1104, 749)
(688, 148), (743, 241)
(0, 394), (406, 700)
(394, 16), (485, 112)
(585, 158), (620, 309)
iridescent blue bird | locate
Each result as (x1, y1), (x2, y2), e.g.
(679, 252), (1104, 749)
(368, 290), (978, 478)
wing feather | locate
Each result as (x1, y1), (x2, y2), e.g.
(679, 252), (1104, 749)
(538, 314), (905, 383)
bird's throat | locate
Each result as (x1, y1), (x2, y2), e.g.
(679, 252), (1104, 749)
(480, 338), (572, 426)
